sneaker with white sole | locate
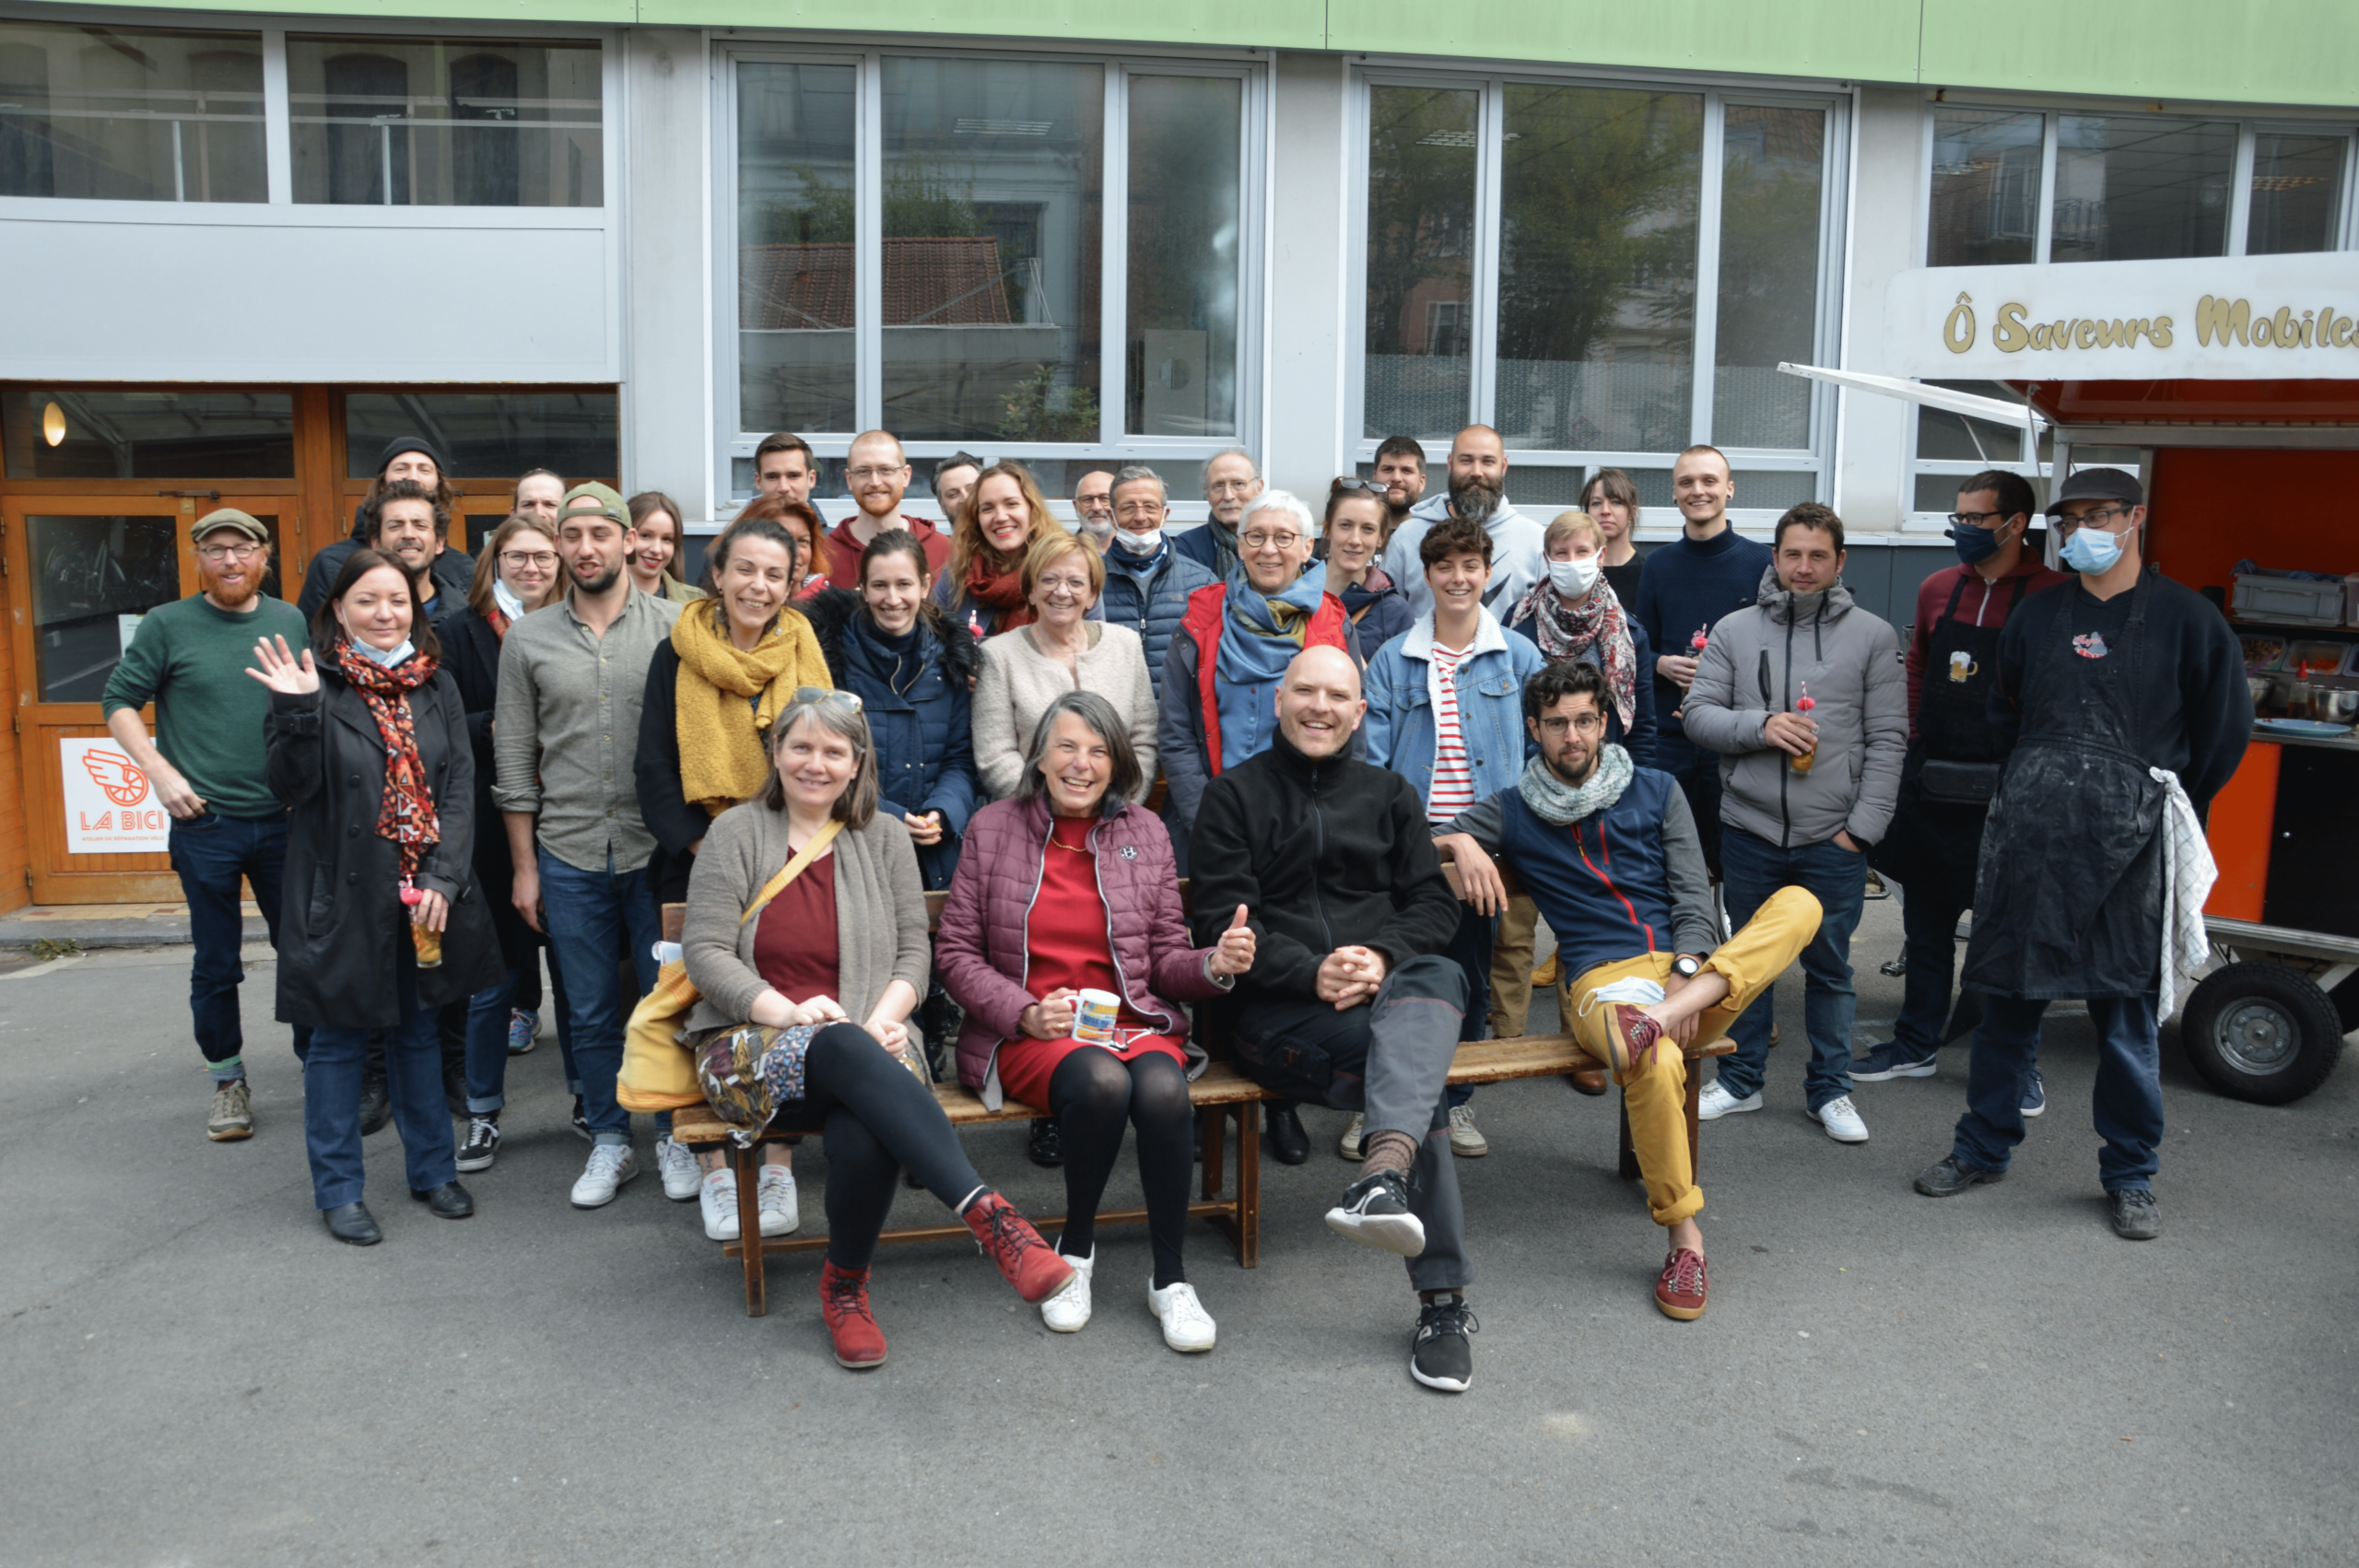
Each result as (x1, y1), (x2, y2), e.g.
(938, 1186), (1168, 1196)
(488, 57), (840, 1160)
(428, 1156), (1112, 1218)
(1338, 1113), (1366, 1161)
(569, 1143), (639, 1208)
(507, 1009), (539, 1055)
(206, 1081), (253, 1141)
(656, 1135), (700, 1201)
(1042, 1248), (1095, 1332)
(1325, 1168), (1426, 1257)
(1447, 1103), (1489, 1157)
(1697, 1080), (1761, 1120)
(1147, 1279), (1216, 1352)
(1814, 1094), (1870, 1142)
(455, 1115), (500, 1173)
(1852, 1040), (1937, 1082)
(757, 1164), (800, 1236)
(699, 1169), (740, 1241)
(2021, 1068), (2047, 1118)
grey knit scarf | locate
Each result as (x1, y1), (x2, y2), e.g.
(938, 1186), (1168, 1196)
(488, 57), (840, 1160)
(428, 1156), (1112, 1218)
(1517, 743), (1634, 825)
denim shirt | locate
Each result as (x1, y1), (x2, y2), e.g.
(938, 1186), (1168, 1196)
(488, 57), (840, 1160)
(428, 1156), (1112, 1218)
(1362, 608), (1546, 816)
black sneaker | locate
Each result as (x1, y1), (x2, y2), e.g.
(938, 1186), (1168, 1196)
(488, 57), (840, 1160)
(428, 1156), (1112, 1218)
(1027, 1117), (1064, 1168)
(456, 1115), (500, 1173)
(1914, 1154), (2006, 1197)
(358, 1076), (392, 1137)
(2109, 1188), (2161, 1240)
(570, 1096), (592, 1141)
(1266, 1102), (1309, 1165)
(1411, 1293), (1478, 1393)
(1323, 1168), (1425, 1257)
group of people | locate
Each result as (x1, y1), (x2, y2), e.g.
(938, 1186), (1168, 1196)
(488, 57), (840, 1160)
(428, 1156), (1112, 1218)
(102, 417), (2249, 1392)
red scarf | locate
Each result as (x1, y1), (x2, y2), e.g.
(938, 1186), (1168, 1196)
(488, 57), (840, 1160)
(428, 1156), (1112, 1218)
(334, 638), (442, 879)
(963, 554), (1035, 632)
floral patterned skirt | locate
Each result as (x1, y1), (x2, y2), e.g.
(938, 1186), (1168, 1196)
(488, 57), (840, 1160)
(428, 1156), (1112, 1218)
(688, 1022), (820, 1147)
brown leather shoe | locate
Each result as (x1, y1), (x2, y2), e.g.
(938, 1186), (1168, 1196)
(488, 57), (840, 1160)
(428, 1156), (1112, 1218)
(1566, 1067), (1609, 1096)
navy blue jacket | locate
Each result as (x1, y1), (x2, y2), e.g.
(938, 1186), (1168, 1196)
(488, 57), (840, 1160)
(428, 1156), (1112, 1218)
(1098, 543), (1217, 705)
(1630, 527), (1773, 746)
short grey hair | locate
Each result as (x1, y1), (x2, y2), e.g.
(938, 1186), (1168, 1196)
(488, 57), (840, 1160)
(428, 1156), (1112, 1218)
(1016, 691), (1143, 815)
(1111, 463), (1167, 507)
(1200, 447), (1260, 492)
(1242, 487), (1316, 540)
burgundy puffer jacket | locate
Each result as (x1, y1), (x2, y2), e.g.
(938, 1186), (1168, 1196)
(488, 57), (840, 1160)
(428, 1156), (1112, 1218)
(936, 792), (1226, 1105)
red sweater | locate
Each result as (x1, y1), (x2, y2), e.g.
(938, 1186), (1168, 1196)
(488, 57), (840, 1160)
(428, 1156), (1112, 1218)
(822, 515), (951, 592)
(1907, 555), (2071, 736)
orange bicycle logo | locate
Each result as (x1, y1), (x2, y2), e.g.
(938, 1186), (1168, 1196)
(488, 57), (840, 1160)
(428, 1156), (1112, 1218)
(80, 747), (151, 807)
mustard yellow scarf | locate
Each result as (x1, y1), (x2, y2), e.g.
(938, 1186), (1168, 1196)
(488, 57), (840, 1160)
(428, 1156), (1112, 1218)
(672, 603), (828, 814)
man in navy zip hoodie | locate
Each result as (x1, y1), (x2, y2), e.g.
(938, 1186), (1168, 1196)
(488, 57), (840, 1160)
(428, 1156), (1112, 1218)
(1438, 661), (1822, 1322)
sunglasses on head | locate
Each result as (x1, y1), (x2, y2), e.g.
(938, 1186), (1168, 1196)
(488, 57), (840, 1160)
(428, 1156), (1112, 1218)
(1331, 477), (1387, 497)
(784, 686), (863, 713)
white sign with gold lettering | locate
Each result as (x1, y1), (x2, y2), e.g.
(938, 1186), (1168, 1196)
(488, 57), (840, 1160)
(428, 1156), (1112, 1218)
(1883, 253), (2359, 381)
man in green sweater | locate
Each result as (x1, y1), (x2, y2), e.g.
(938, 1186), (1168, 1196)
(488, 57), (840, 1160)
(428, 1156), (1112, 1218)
(102, 509), (311, 1141)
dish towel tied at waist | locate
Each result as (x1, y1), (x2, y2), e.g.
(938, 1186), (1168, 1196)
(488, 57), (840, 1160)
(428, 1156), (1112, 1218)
(2152, 766), (2216, 1020)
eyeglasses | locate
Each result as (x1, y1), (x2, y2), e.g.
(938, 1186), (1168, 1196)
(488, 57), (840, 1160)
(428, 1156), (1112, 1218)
(1945, 511), (2013, 530)
(846, 465), (905, 484)
(2057, 504), (2134, 531)
(196, 541), (264, 562)
(1331, 477), (1386, 496)
(784, 686), (863, 713)
(1206, 479), (1258, 497)
(1114, 499), (1166, 520)
(1240, 531), (1304, 551)
(1537, 713), (1606, 736)
(499, 550), (558, 568)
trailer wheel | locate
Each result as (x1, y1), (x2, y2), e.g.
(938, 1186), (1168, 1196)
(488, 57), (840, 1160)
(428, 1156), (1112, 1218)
(2180, 963), (2343, 1106)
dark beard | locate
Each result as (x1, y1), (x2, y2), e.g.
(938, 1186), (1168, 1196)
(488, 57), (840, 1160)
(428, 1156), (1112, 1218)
(573, 563), (625, 596)
(1449, 474), (1502, 528)
(1549, 747), (1599, 788)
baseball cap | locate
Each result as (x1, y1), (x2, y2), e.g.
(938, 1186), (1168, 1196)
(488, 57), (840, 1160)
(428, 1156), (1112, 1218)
(557, 481), (628, 526)
(191, 507), (270, 545)
(2044, 466), (2143, 517)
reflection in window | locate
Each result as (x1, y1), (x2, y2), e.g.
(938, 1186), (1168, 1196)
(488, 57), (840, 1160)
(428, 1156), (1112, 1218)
(1, 390), (293, 479)
(29, 515), (184, 701)
(880, 58), (1103, 443)
(1126, 76), (1241, 438)
(1927, 107), (2043, 267)
(2051, 115), (2235, 263)
(736, 62), (858, 434)
(288, 36), (601, 206)
(342, 391), (618, 478)
(1495, 85), (1701, 453)
(1713, 105), (1825, 451)
(0, 22), (264, 202)
(1364, 85), (1477, 440)
(2248, 134), (2348, 256)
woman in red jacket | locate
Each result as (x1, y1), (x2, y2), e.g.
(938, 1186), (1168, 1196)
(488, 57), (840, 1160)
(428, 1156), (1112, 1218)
(936, 691), (1255, 1352)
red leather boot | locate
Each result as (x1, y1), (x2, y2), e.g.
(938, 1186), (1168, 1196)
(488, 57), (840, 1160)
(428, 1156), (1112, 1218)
(819, 1259), (887, 1370)
(960, 1191), (1077, 1305)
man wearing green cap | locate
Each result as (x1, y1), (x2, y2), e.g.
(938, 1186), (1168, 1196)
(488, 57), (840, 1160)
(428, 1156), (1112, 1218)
(103, 509), (311, 1141)
(494, 483), (687, 1209)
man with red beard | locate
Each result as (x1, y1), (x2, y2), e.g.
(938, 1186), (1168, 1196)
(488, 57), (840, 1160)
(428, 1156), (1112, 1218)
(103, 509), (311, 1141)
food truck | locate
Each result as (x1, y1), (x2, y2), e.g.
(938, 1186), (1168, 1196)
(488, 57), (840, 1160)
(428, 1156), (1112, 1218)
(1791, 250), (2359, 1105)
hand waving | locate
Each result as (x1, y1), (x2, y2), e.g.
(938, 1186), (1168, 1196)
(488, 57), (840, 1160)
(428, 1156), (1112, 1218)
(245, 635), (320, 696)
(1208, 904), (1257, 977)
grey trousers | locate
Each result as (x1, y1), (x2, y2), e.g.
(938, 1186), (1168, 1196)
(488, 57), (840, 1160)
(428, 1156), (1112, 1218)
(1230, 954), (1472, 1293)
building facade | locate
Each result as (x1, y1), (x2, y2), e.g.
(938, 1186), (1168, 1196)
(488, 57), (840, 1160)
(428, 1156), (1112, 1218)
(3, 0), (2354, 905)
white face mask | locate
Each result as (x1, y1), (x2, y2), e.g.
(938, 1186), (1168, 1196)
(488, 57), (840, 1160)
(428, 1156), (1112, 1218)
(1116, 528), (1164, 557)
(1548, 557), (1601, 598)
(492, 579), (527, 622)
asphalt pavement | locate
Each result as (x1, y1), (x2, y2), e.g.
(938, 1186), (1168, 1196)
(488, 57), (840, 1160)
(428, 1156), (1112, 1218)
(2, 899), (2354, 1567)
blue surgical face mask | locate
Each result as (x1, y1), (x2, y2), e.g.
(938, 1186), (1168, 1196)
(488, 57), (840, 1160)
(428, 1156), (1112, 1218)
(1947, 520), (2006, 566)
(350, 635), (415, 668)
(2060, 521), (2130, 575)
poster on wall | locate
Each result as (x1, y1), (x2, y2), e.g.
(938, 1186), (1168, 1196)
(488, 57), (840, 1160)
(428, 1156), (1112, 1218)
(60, 737), (171, 853)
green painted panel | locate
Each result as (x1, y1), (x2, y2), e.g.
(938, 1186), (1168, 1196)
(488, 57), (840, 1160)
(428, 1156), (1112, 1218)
(671, 0), (1323, 48)
(1326, 0), (1921, 82)
(1921, 0), (2359, 108)
(33, 0), (639, 23)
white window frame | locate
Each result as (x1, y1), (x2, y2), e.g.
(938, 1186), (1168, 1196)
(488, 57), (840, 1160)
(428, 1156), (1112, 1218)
(1343, 63), (1851, 535)
(713, 39), (1267, 519)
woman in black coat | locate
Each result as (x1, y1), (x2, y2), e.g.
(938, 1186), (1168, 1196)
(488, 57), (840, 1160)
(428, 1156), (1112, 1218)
(254, 548), (502, 1246)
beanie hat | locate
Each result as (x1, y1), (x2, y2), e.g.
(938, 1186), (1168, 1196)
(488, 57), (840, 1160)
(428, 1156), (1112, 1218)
(376, 435), (448, 476)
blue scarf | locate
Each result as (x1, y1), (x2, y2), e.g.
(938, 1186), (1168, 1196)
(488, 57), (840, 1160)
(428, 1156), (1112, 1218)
(1213, 566), (1325, 772)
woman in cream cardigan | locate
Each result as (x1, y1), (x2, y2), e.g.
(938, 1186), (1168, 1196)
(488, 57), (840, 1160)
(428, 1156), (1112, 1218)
(970, 532), (1156, 802)
(681, 691), (1077, 1369)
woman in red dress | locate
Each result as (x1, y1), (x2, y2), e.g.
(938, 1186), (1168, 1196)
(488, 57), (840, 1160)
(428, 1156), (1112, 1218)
(936, 691), (1255, 1352)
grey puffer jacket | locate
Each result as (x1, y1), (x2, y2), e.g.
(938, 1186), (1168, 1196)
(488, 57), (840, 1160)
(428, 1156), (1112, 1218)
(1680, 568), (1908, 849)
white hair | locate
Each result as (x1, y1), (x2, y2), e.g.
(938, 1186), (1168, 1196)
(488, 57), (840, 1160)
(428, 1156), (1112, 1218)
(1241, 488), (1316, 539)
(1200, 447), (1261, 491)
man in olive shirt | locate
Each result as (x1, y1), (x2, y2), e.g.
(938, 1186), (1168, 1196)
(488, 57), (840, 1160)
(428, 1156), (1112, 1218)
(102, 509), (310, 1142)
(494, 483), (683, 1209)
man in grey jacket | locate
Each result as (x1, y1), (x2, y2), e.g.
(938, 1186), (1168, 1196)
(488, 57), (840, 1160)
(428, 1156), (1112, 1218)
(1680, 503), (1907, 1143)
(1380, 425), (1545, 621)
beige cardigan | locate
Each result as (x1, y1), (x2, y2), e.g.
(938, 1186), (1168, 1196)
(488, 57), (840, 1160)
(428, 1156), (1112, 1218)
(971, 621), (1158, 801)
(680, 799), (931, 1036)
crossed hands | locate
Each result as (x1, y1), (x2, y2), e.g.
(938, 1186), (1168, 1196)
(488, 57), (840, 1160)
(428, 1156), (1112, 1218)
(1314, 945), (1388, 1011)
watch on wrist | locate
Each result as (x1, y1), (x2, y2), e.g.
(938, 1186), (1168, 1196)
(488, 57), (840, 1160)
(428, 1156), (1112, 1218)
(1671, 954), (1703, 979)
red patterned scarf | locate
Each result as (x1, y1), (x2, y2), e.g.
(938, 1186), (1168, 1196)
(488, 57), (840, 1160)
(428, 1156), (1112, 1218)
(962, 554), (1036, 632)
(334, 638), (442, 878)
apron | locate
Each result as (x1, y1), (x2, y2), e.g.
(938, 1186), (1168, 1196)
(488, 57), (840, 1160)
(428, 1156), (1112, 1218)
(1959, 569), (2166, 1000)
(1873, 572), (2027, 904)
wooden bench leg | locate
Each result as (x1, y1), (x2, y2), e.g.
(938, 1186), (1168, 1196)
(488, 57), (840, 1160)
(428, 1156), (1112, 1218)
(735, 1141), (767, 1317)
(1234, 1102), (1261, 1270)
(1200, 1106), (1226, 1200)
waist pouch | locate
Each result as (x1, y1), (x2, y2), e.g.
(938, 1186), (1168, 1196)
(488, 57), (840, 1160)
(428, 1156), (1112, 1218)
(1919, 758), (2002, 806)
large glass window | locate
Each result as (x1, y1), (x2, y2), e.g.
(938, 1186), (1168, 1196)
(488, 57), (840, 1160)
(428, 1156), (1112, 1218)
(343, 391), (617, 479)
(288, 36), (601, 207)
(1364, 85), (1478, 442)
(736, 62), (858, 435)
(2248, 133), (2349, 255)
(1126, 76), (1241, 438)
(1927, 107), (2044, 267)
(2051, 114), (2236, 263)
(28, 515), (184, 701)
(0, 21), (264, 202)
(1713, 104), (1825, 450)
(2, 390), (293, 479)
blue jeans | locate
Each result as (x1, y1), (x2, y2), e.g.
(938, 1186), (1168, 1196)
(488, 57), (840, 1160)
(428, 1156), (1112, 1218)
(1952, 993), (2163, 1191)
(168, 811), (307, 1076)
(303, 950), (455, 1208)
(1714, 826), (1868, 1112)
(538, 848), (659, 1141)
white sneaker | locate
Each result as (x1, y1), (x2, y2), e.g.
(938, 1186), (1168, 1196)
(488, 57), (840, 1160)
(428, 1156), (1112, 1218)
(1041, 1248), (1094, 1332)
(1147, 1279), (1216, 1352)
(1338, 1113), (1365, 1161)
(1814, 1095), (1870, 1143)
(1447, 1103), (1489, 1157)
(1697, 1080), (1761, 1120)
(757, 1164), (800, 1236)
(656, 1135), (700, 1201)
(699, 1168), (740, 1241)
(569, 1143), (639, 1209)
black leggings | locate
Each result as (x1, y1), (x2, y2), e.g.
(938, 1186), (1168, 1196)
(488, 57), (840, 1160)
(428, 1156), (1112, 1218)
(1048, 1048), (1193, 1289)
(778, 1024), (986, 1272)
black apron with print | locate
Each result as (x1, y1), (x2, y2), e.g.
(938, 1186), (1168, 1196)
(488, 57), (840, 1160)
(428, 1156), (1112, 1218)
(1959, 570), (2165, 1000)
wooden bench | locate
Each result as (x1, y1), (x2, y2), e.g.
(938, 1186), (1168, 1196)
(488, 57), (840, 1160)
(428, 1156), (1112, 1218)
(672, 871), (1731, 1317)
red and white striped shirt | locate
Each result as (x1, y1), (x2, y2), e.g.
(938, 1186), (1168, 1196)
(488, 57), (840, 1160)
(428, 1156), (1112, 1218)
(1426, 641), (1478, 824)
